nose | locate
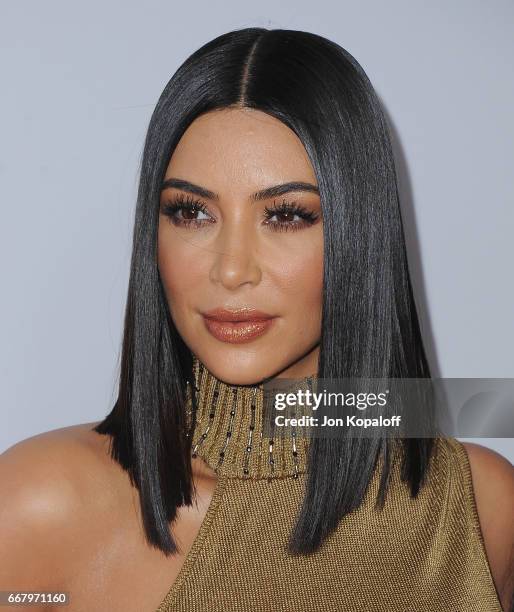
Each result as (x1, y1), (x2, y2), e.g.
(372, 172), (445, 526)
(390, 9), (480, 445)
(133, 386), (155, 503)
(209, 216), (262, 290)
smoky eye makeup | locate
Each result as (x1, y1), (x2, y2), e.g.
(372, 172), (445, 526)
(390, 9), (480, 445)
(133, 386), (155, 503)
(160, 192), (321, 232)
(160, 193), (215, 227)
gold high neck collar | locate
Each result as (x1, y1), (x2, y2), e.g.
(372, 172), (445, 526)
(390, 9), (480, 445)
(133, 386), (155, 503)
(186, 356), (311, 481)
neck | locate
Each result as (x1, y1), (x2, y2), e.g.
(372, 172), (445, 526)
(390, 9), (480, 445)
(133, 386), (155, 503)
(186, 355), (313, 481)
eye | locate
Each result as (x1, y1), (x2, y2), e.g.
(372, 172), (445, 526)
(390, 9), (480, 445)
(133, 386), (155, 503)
(160, 193), (214, 228)
(263, 199), (320, 232)
(160, 194), (320, 232)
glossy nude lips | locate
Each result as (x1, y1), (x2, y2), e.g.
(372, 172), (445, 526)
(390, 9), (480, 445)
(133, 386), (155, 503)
(202, 308), (276, 344)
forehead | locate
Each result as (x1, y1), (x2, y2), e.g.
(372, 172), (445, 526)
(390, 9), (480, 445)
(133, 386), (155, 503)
(164, 108), (317, 191)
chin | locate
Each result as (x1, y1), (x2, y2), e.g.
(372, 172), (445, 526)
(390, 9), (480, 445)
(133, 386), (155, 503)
(194, 349), (286, 386)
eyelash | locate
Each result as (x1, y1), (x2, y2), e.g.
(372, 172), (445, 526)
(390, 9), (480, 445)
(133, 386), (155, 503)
(160, 193), (319, 232)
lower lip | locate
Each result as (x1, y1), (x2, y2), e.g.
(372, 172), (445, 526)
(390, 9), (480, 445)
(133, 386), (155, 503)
(202, 317), (275, 344)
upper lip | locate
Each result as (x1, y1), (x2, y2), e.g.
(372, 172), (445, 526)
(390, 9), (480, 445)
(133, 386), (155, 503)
(202, 307), (275, 322)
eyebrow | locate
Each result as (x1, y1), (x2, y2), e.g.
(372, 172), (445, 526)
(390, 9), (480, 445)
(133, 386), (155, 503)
(160, 178), (319, 201)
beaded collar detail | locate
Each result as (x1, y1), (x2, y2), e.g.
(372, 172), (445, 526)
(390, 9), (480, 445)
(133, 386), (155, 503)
(185, 356), (311, 481)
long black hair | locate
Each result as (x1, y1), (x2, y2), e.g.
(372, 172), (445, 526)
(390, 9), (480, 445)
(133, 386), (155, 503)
(94, 27), (435, 556)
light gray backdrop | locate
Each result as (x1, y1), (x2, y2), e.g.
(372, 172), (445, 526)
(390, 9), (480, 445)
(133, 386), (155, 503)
(1, 1), (513, 463)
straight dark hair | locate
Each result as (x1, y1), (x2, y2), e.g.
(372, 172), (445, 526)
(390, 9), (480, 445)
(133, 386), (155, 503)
(94, 27), (435, 556)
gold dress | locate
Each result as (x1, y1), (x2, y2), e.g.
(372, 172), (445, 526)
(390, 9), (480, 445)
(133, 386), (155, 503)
(155, 359), (502, 611)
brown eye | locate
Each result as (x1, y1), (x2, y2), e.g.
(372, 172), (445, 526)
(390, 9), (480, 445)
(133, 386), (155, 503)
(263, 199), (320, 232)
(181, 207), (205, 220)
(160, 194), (213, 228)
(273, 210), (297, 222)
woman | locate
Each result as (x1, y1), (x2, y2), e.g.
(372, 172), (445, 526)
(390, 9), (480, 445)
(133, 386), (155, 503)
(1, 27), (513, 612)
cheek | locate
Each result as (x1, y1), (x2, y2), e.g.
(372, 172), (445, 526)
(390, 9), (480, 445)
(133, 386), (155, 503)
(272, 236), (324, 320)
(157, 228), (207, 308)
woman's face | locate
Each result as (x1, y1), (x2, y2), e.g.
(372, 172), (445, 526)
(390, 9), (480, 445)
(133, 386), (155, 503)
(158, 108), (323, 384)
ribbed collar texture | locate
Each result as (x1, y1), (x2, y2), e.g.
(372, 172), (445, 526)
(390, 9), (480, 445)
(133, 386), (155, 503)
(186, 356), (312, 480)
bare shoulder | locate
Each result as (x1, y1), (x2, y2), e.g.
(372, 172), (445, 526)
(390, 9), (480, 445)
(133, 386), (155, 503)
(461, 442), (514, 611)
(0, 421), (116, 507)
(0, 422), (127, 591)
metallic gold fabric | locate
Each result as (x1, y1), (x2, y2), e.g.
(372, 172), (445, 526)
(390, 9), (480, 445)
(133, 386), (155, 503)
(156, 360), (503, 611)
(185, 356), (310, 480)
